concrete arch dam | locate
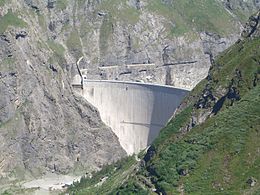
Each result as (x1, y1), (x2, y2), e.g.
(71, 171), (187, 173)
(73, 80), (189, 155)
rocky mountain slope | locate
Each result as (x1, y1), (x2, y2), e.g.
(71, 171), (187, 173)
(67, 10), (260, 194)
(1, 0), (259, 88)
(0, 0), (127, 188)
(0, 0), (259, 193)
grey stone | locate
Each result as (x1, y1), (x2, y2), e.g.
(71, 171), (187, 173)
(0, 0), (259, 185)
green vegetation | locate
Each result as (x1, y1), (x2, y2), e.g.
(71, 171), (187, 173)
(97, 0), (140, 25)
(61, 23), (71, 34)
(117, 7), (140, 24)
(146, 0), (238, 36)
(213, 38), (260, 88)
(37, 13), (47, 31)
(66, 30), (83, 59)
(185, 86), (260, 194)
(68, 156), (138, 194)
(67, 32), (260, 194)
(77, 0), (86, 9)
(87, 0), (246, 38)
(1, 187), (39, 195)
(0, 57), (15, 72)
(230, 7), (259, 23)
(79, 20), (91, 38)
(146, 0), (189, 36)
(47, 39), (66, 66)
(0, 0), (6, 7)
(37, 39), (48, 51)
(147, 86), (260, 194)
(232, 9), (249, 23)
(0, 10), (27, 34)
(141, 37), (260, 194)
(47, 40), (65, 57)
(74, 0), (251, 41)
(109, 178), (150, 195)
(56, 0), (68, 10)
(99, 15), (113, 56)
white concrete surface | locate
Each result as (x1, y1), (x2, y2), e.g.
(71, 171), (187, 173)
(74, 80), (189, 155)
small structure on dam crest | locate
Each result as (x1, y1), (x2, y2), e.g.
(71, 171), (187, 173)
(72, 79), (189, 154)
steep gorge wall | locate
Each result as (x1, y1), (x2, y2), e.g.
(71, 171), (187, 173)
(51, 0), (259, 89)
(1, 0), (258, 89)
(0, 0), (126, 183)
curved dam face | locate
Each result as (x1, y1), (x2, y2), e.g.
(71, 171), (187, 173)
(73, 80), (189, 155)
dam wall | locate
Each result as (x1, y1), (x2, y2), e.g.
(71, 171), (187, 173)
(73, 80), (188, 155)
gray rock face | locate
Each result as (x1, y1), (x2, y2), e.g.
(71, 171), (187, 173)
(0, 72), (17, 124)
(0, 0), (259, 184)
(0, 24), (125, 184)
(0, 35), (16, 124)
(242, 10), (260, 38)
(222, 0), (260, 13)
(9, 0), (256, 90)
(177, 12), (260, 134)
(53, 0), (257, 89)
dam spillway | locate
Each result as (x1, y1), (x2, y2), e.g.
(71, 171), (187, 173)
(73, 80), (189, 155)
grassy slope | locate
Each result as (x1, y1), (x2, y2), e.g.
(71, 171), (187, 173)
(0, 0), (5, 7)
(56, 0), (68, 11)
(95, 0), (241, 36)
(146, 0), (238, 36)
(148, 86), (260, 194)
(142, 37), (260, 195)
(67, 156), (139, 195)
(66, 29), (83, 59)
(182, 87), (260, 194)
(75, 0), (243, 61)
(97, 0), (140, 25)
(0, 10), (27, 34)
(66, 35), (260, 194)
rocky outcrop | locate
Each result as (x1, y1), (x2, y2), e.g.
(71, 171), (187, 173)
(178, 10), (260, 131)
(8, 0), (255, 90)
(0, 3), (126, 183)
(242, 10), (260, 38)
(222, 0), (260, 14)
(0, 0), (259, 185)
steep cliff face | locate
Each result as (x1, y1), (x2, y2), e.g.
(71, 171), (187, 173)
(222, 0), (260, 20)
(1, 0), (258, 89)
(0, 0), (126, 184)
(68, 0), (259, 89)
(0, 0), (259, 187)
